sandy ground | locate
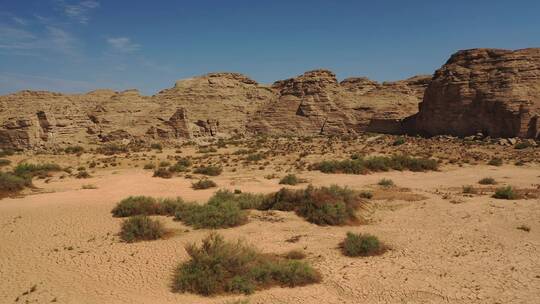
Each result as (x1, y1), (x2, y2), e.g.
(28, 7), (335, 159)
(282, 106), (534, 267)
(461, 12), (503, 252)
(1, 164), (539, 304)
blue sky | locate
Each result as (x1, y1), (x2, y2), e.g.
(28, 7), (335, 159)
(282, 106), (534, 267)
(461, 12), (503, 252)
(1, 0), (539, 95)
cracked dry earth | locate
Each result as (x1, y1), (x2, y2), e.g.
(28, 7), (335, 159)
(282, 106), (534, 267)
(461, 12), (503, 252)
(1, 165), (539, 304)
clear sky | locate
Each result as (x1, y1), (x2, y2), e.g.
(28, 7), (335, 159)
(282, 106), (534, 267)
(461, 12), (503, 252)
(1, 0), (539, 95)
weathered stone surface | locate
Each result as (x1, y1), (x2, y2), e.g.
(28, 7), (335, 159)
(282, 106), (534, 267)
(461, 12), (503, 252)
(248, 70), (429, 135)
(405, 48), (540, 139)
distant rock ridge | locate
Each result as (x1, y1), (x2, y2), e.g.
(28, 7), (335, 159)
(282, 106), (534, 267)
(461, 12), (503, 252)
(1, 48), (539, 150)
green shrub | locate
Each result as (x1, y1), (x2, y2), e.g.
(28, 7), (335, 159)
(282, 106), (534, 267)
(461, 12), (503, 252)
(392, 137), (406, 146)
(111, 196), (184, 217)
(312, 154), (437, 174)
(159, 161), (171, 167)
(359, 191), (373, 199)
(150, 143), (163, 150)
(378, 178), (394, 187)
(246, 153), (265, 162)
(260, 185), (363, 225)
(198, 146), (217, 153)
(514, 142), (531, 150)
(194, 165), (223, 176)
(13, 163), (62, 177)
(488, 157), (503, 166)
(168, 163), (188, 173)
(172, 233), (320, 295)
(175, 200), (247, 229)
(153, 167), (173, 178)
(208, 189), (265, 210)
(64, 146), (84, 154)
(492, 186), (519, 200)
(119, 215), (166, 243)
(279, 174), (304, 185)
(0, 159), (11, 167)
(478, 177), (497, 185)
(143, 163), (155, 170)
(341, 232), (387, 257)
(192, 179), (217, 190)
(0, 172), (32, 193)
(176, 158), (192, 167)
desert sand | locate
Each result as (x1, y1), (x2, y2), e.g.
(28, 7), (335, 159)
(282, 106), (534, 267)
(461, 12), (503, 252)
(1, 143), (539, 304)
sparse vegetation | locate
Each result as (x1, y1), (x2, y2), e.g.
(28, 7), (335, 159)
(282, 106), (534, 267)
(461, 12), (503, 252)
(111, 196), (184, 217)
(462, 185), (477, 194)
(13, 163), (62, 178)
(378, 178), (394, 187)
(208, 189), (265, 210)
(98, 143), (128, 155)
(64, 145), (84, 154)
(153, 167), (173, 178)
(260, 185), (363, 225)
(194, 165), (223, 176)
(150, 143), (163, 150)
(192, 179), (217, 190)
(488, 157), (503, 166)
(246, 153), (265, 162)
(313, 154), (438, 174)
(76, 170), (91, 179)
(174, 199), (248, 229)
(119, 215), (166, 243)
(359, 191), (373, 199)
(0, 159), (11, 167)
(0, 172), (32, 194)
(517, 225), (531, 232)
(81, 184), (98, 189)
(279, 174), (305, 185)
(143, 163), (155, 170)
(340, 232), (387, 257)
(392, 137), (406, 146)
(478, 177), (497, 185)
(492, 186), (519, 200)
(172, 233), (320, 295)
(514, 142), (531, 150)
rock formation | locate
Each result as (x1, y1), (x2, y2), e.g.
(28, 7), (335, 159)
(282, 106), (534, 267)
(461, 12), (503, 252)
(405, 48), (540, 139)
(247, 70), (429, 136)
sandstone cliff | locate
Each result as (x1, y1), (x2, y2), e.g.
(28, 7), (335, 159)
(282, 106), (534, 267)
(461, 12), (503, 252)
(405, 48), (540, 139)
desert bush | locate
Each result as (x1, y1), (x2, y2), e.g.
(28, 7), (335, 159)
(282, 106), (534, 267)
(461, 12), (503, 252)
(13, 163), (62, 177)
(246, 153), (265, 162)
(312, 154), (437, 174)
(175, 200), (247, 229)
(284, 250), (306, 260)
(194, 165), (223, 176)
(488, 157), (503, 166)
(278, 174), (304, 185)
(176, 158), (192, 167)
(0, 149), (15, 157)
(392, 137), (406, 146)
(514, 142), (531, 150)
(172, 233), (320, 295)
(120, 215), (166, 243)
(208, 189), (265, 210)
(478, 177), (497, 185)
(377, 178), (394, 187)
(341, 232), (387, 257)
(81, 184), (98, 189)
(98, 144), (128, 155)
(64, 145), (84, 154)
(0, 172), (32, 193)
(76, 170), (91, 179)
(192, 179), (217, 190)
(143, 163), (156, 170)
(492, 186), (519, 200)
(159, 161), (171, 167)
(168, 162), (188, 173)
(462, 185), (477, 194)
(153, 167), (173, 178)
(150, 143), (163, 150)
(0, 159), (11, 167)
(359, 191), (373, 199)
(111, 196), (184, 217)
(260, 185), (363, 225)
(198, 146), (217, 153)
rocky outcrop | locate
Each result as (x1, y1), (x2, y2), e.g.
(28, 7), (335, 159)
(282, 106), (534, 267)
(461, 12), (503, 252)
(248, 70), (429, 135)
(405, 48), (540, 139)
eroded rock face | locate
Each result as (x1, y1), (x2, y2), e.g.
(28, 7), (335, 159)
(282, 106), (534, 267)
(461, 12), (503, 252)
(406, 48), (540, 139)
(248, 70), (429, 135)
